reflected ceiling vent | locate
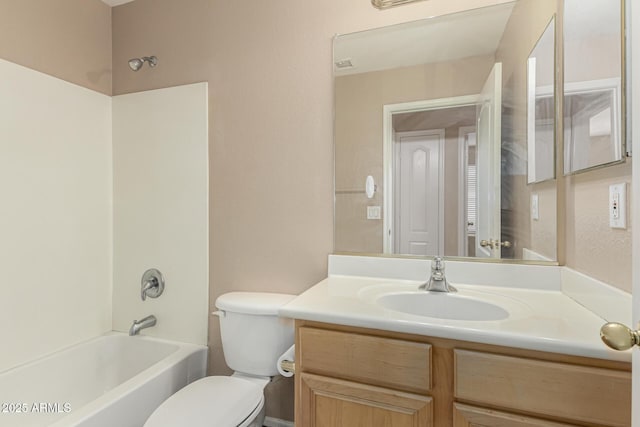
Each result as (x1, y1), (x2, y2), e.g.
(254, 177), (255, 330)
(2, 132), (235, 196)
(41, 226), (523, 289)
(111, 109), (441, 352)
(335, 58), (354, 70)
(371, 0), (427, 9)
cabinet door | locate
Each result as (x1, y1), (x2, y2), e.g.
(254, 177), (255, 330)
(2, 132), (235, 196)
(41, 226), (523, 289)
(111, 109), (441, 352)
(299, 373), (432, 427)
(453, 404), (578, 427)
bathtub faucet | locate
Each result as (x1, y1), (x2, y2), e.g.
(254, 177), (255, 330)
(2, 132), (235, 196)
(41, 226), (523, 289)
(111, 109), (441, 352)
(129, 315), (157, 336)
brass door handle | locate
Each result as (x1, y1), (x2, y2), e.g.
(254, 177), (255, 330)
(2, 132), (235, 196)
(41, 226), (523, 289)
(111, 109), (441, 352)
(480, 239), (512, 249)
(600, 322), (640, 350)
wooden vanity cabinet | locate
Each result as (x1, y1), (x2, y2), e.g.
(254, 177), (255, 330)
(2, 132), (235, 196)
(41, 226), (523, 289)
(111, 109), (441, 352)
(295, 321), (631, 427)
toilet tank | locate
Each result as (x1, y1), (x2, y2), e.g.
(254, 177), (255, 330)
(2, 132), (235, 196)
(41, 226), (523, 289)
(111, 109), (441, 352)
(215, 292), (296, 377)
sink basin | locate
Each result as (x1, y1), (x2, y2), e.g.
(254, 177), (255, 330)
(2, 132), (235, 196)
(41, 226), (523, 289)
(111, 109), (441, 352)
(377, 292), (510, 321)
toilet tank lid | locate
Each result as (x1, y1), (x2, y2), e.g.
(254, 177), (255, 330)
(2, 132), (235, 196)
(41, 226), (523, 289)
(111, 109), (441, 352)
(215, 292), (297, 315)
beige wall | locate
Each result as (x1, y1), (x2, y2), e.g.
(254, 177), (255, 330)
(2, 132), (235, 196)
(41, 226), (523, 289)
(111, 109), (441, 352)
(335, 56), (495, 254)
(563, 7), (631, 291)
(565, 161), (632, 292)
(112, 0), (510, 420)
(0, 0), (112, 95)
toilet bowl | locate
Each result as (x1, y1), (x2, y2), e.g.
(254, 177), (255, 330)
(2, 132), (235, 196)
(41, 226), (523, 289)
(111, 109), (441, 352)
(144, 292), (295, 427)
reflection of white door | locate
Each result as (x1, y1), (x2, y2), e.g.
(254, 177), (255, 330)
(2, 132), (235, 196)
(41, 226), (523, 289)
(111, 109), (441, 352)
(394, 130), (444, 256)
(476, 63), (502, 259)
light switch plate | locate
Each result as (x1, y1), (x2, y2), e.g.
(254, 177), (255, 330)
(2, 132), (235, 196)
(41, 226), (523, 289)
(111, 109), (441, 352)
(367, 206), (381, 220)
(609, 183), (626, 229)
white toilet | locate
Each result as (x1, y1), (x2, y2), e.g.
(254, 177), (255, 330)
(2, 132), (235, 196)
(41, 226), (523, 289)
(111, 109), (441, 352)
(144, 292), (296, 427)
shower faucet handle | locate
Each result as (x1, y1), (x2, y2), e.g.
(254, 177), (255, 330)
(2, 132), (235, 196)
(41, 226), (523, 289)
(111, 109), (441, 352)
(141, 268), (165, 301)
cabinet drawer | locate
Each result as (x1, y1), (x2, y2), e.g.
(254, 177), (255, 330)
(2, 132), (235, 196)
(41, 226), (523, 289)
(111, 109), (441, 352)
(454, 350), (631, 427)
(299, 327), (431, 393)
(453, 403), (579, 427)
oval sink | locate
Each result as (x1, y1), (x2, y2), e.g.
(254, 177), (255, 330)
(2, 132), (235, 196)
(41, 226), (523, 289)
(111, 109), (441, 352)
(377, 292), (510, 321)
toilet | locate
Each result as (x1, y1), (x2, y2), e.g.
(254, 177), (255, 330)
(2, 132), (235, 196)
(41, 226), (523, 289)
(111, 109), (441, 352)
(144, 292), (296, 427)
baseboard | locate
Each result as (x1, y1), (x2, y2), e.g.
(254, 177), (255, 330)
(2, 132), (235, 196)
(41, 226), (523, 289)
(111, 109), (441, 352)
(264, 416), (294, 427)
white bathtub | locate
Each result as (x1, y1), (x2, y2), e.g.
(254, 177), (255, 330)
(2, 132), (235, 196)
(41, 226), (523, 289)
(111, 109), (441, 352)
(0, 333), (207, 427)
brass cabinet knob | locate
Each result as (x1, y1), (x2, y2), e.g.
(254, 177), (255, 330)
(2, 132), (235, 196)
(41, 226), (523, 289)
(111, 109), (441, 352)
(480, 239), (492, 248)
(600, 322), (640, 351)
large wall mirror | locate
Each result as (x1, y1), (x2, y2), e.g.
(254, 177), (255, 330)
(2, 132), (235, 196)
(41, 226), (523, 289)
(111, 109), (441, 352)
(334, 0), (561, 262)
(563, 0), (626, 174)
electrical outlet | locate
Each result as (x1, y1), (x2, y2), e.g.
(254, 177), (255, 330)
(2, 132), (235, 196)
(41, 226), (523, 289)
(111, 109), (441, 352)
(609, 183), (626, 229)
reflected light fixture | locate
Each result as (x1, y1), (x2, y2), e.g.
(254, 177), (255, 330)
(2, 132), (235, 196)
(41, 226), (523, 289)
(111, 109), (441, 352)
(371, 0), (427, 9)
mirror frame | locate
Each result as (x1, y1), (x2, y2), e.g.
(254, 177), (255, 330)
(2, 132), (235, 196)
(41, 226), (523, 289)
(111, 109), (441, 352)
(561, 0), (628, 176)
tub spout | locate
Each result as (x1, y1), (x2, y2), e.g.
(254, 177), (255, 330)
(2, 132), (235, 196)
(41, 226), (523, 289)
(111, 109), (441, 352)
(129, 315), (157, 336)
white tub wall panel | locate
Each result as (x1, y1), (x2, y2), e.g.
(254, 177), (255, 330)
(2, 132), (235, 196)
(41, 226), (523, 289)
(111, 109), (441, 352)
(0, 58), (113, 373)
(112, 83), (209, 345)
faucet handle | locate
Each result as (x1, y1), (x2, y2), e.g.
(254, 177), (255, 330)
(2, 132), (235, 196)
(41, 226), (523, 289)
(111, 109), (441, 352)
(141, 268), (165, 301)
(431, 256), (444, 271)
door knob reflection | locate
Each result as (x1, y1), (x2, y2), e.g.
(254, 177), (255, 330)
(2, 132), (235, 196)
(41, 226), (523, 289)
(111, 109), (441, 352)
(480, 239), (512, 249)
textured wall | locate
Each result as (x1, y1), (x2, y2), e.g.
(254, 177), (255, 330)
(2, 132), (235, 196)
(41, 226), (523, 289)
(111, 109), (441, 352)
(565, 161), (632, 292)
(0, 0), (112, 94)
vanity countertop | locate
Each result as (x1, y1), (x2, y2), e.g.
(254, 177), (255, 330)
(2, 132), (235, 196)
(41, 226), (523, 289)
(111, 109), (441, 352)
(280, 274), (631, 363)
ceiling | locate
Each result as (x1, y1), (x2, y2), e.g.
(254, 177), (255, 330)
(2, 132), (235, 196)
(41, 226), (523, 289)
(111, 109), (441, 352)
(334, 2), (515, 76)
(100, 0), (135, 6)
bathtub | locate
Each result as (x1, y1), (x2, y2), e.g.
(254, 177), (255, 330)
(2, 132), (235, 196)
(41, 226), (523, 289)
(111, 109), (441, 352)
(0, 333), (207, 427)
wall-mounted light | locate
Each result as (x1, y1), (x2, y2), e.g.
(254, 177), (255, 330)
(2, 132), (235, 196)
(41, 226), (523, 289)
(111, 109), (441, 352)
(371, 0), (427, 9)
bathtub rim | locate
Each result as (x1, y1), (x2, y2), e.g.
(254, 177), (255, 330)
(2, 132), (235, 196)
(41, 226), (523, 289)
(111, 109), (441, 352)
(1, 331), (207, 427)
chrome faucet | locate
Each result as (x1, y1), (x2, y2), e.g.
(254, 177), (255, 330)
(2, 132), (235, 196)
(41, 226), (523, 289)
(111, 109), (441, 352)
(129, 315), (157, 336)
(419, 257), (457, 293)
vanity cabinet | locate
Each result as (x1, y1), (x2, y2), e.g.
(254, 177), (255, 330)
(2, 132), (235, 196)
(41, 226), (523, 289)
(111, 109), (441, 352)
(295, 321), (631, 427)
(297, 326), (433, 426)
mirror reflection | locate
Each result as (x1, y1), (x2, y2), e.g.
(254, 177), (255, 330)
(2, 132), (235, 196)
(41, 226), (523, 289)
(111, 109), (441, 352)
(334, 1), (559, 261)
(527, 18), (555, 184)
(563, 0), (624, 174)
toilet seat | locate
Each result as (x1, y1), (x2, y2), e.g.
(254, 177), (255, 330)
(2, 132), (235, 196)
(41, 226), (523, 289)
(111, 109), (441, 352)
(144, 376), (264, 427)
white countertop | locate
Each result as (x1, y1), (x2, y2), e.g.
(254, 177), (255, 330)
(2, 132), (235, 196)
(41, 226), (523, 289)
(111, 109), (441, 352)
(280, 274), (631, 363)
